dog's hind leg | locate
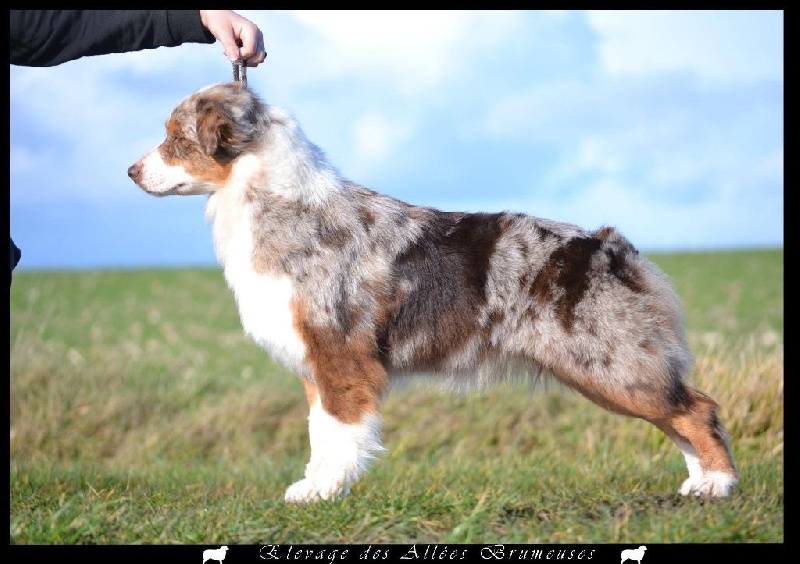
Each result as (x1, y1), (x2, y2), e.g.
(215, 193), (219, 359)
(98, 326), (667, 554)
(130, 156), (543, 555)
(284, 338), (388, 503)
(649, 387), (738, 497)
(560, 370), (737, 497)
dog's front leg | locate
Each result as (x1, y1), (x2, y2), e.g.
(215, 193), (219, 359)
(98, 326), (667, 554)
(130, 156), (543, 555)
(284, 371), (386, 503)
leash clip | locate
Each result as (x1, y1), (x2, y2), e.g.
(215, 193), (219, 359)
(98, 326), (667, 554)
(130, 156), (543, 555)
(232, 58), (247, 87)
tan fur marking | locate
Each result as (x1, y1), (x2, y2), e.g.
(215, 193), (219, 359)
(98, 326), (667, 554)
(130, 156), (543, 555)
(293, 301), (387, 424)
(565, 376), (673, 420)
(595, 226), (615, 240)
(567, 371), (736, 475)
(664, 389), (737, 474)
(165, 117), (180, 136)
(301, 377), (319, 409)
(159, 114), (234, 185)
(182, 155), (233, 184)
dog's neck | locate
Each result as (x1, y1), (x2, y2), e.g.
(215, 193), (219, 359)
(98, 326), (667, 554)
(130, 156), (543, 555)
(262, 116), (343, 206)
(204, 162), (342, 270)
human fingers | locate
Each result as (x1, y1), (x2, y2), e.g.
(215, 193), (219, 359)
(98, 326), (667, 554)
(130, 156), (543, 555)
(199, 10), (266, 65)
(238, 26), (267, 67)
(199, 10), (241, 62)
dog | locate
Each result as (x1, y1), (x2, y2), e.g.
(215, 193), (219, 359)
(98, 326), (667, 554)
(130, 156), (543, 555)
(620, 546), (647, 564)
(203, 546), (228, 564)
(128, 82), (738, 503)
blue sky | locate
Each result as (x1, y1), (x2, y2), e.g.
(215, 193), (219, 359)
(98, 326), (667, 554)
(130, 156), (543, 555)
(10, 10), (783, 270)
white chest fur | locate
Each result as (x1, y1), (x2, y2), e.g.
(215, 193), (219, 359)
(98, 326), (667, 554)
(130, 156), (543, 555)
(207, 191), (308, 375)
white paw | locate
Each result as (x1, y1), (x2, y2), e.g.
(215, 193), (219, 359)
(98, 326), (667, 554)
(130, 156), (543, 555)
(284, 479), (322, 503)
(284, 478), (348, 504)
(679, 471), (738, 497)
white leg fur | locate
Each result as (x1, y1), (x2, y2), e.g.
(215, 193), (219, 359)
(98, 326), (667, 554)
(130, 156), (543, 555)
(675, 439), (738, 497)
(284, 399), (384, 503)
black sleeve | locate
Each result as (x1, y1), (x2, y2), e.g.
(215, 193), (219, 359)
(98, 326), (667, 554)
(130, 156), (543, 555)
(10, 10), (217, 67)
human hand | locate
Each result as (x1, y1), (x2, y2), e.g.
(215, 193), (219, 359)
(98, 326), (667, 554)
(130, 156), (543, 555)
(199, 10), (267, 66)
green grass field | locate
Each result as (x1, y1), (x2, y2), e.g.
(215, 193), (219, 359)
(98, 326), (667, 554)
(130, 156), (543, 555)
(9, 248), (783, 544)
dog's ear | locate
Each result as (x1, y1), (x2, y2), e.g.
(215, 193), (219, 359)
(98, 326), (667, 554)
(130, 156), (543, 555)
(196, 100), (228, 157)
(195, 96), (257, 162)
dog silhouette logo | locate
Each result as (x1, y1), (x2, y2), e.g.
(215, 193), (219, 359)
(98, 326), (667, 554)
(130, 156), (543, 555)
(620, 546), (647, 564)
(203, 546), (229, 564)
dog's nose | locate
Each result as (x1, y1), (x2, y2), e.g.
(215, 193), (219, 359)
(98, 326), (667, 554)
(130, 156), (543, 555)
(127, 162), (141, 182)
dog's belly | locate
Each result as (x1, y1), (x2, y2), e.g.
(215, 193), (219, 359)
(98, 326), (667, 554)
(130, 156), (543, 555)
(226, 268), (307, 375)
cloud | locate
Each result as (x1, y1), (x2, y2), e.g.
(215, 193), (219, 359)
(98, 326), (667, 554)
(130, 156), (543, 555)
(9, 10), (783, 270)
(350, 110), (417, 179)
(587, 10), (783, 83)
(463, 10), (783, 252)
(289, 10), (524, 94)
(476, 38), (783, 211)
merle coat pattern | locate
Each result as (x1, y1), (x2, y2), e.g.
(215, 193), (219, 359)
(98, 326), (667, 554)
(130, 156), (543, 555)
(128, 83), (738, 503)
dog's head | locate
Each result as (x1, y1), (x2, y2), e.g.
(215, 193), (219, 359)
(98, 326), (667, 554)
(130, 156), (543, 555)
(128, 83), (261, 197)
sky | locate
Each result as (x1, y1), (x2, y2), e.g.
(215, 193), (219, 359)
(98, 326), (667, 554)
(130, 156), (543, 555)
(9, 10), (784, 270)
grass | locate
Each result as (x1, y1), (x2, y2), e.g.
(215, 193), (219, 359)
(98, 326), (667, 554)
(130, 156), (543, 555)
(9, 248), (783, 544)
